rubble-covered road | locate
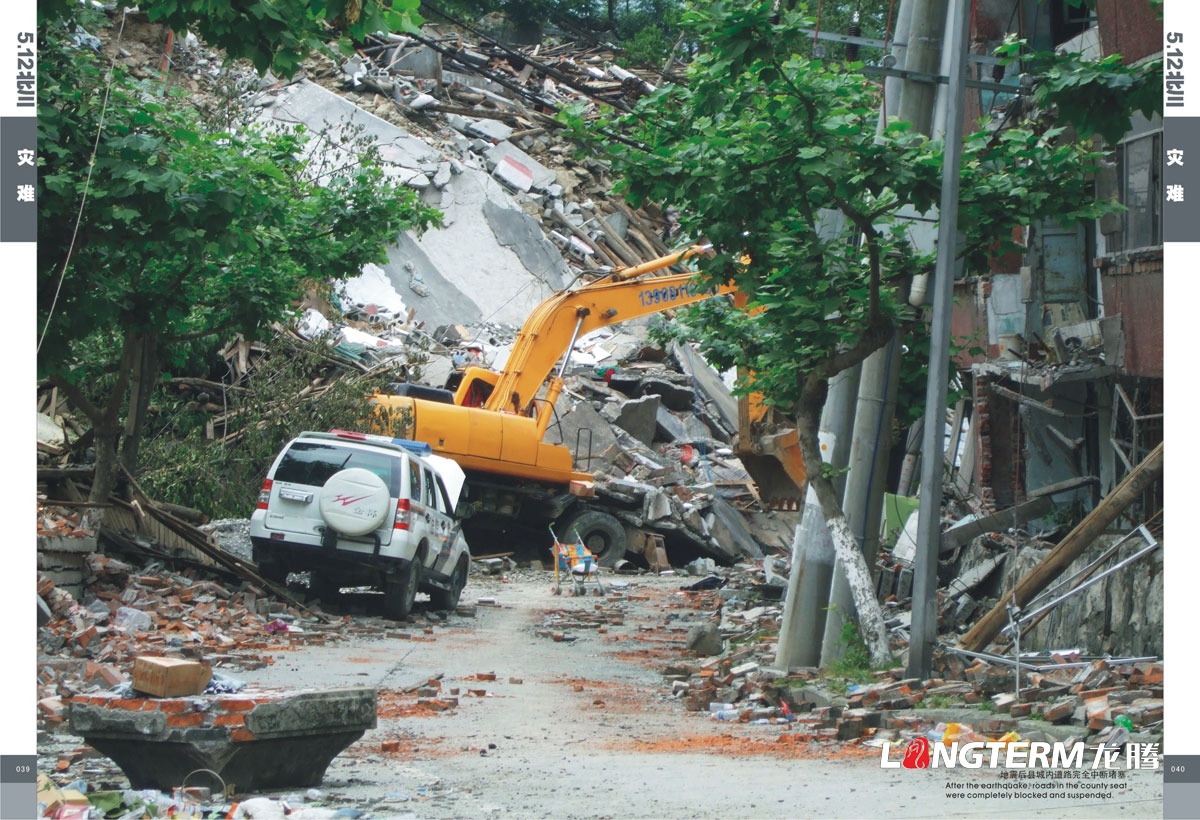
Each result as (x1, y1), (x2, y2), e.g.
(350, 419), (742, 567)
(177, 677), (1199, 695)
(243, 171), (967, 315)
(183, 570), (1164, 819)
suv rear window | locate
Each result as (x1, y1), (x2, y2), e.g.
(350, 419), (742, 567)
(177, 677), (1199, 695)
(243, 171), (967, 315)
(274, 441), (401, 495)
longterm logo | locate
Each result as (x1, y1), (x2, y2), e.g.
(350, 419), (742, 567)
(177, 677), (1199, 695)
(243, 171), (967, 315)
(333, 494), (371, 507)
(881, 739), (1161, 770)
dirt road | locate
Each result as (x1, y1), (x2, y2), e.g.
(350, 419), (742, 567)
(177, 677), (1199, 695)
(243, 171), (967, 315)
(236, 568), (1163, 819)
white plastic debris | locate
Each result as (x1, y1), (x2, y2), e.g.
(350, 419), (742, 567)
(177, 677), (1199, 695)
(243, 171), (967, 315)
(296, 308), (332, 339)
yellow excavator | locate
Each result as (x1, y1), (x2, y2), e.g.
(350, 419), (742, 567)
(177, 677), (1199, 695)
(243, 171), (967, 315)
(371, 245), (807, 565)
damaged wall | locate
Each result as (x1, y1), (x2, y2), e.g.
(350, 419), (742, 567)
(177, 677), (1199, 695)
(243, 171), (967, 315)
(954, 532), (1163, 658)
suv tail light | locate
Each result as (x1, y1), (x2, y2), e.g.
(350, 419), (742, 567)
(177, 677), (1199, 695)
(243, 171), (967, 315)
(394, 498), (411, 530)
(257, 479), (273, 510)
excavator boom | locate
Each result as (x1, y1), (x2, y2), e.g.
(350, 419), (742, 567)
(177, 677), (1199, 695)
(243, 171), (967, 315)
(373, 245), (807, 508)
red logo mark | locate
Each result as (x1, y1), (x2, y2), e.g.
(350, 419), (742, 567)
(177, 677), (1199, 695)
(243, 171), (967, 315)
(333, 494), (370, 507)
(902, 737), (930, 769)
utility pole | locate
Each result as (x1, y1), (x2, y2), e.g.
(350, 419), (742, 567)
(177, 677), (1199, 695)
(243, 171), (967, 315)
(820, 0), (948, 665)
(908, 0), (972, 679)
(775, 365), (860, 668)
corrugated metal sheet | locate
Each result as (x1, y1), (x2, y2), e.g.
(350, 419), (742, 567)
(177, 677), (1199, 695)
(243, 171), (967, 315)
(102, 507), (219, 567)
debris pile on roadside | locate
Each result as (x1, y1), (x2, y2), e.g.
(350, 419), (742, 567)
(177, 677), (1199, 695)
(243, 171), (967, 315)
(35, 558), (392, 735)
(632, 557), (1164, 754)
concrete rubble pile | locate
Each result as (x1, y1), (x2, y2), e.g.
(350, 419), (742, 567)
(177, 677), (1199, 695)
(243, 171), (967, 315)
(36, 555), (396, 734)
(35, 552), (469, 817)
(638, 558), (1164, 756)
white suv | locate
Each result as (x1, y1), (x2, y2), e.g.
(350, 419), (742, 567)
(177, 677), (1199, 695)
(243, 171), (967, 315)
(249, 430), (471, 619)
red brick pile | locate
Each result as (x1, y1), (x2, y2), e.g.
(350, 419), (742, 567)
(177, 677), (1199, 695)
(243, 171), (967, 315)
(36, 559), (382, 731)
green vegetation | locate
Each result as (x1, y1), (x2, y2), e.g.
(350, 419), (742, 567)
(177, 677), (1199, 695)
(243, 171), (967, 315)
(37, 15), (441, 514)
(567, 0), (1116, 663)
(917, 693), (957, 710)
(39, 0), (422, 76)
(824, 622), (890, 683)
(136, 338), (400, 518)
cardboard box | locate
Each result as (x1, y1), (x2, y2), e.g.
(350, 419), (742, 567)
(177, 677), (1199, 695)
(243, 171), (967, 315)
(38, 773), (66, 815)
(132, 656), (212, 698)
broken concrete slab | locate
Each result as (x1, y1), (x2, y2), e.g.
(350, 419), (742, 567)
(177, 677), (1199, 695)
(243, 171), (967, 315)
(705, 497), (764, 560)
(602, 394), (660, 446)
(69, 687), (376, 792)
(542, 394), (620, 471)
(671, 343), (739, 436)
(656, 405), (714, 444)
(485, 141), (558, 193)
(639, 377), (695, 411)
(467, 118), (514, 143)
(940, 496), (1054, 554)
(256, 80), (570, 330)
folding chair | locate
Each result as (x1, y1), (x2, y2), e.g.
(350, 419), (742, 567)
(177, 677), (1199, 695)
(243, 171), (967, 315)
(550, 525), (606, 596)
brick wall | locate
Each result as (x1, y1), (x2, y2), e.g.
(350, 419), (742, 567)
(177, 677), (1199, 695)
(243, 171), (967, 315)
(1096, 249), (1164, 378)
(1096, 0), (1163, 64)
(971, 374), (996, 509)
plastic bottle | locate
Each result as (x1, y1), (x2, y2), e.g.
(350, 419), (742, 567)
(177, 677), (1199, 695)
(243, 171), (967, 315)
(1115, 714), (1135, 731)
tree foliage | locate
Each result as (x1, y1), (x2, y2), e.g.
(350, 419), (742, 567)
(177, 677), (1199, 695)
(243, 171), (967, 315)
(581, 2), (1108, 407)
(997, 37), (1163, 146)
(565, 0), (1115, 662)
(38, 0), (422, 75)
(37, 18), (441, 505)
(137, 338), (400, 518)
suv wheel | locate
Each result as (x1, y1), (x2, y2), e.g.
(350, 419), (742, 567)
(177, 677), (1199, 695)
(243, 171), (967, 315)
(384, 562), (421, 620)
(430, 556), (469, 611)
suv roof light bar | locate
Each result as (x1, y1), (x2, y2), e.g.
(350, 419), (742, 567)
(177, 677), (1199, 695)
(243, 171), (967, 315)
(298, 430), (434, 457)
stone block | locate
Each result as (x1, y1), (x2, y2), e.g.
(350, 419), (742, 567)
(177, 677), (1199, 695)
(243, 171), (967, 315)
(608, 394), (660, 446)
(69, 687), (376, 792)
(836, 717), (864, 741)
(686, 623), (722, 656)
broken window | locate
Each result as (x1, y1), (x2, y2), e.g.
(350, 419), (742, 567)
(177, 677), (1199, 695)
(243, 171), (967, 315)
(1101, 116), (1163, 254)
(1110, 378), (1163, 522)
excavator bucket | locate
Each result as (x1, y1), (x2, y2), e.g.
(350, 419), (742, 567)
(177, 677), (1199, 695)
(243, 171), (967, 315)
(737, 431), (808, 511)
(736, 397), (807, 510)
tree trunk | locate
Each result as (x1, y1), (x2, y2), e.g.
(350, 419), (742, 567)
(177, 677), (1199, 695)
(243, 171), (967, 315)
(50, 335), (137, 528)
(88, 420), (122, 523)
(795, 375), (892, 665)
(120, 332), (159, 480)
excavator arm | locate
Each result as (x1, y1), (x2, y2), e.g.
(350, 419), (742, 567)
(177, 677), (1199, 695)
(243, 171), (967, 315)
(374, 245), (807, 507)
(473, 245), (728, 416)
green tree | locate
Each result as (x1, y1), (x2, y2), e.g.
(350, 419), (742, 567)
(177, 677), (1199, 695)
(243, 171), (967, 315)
(569, 1), (1114, 662)
(38, 0), (422, 76)
(37, 20), (441, 515)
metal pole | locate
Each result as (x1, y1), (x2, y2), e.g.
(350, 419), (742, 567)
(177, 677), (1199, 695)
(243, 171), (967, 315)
(907, 0), (972, 680)
(1005, 538), (1161, 631)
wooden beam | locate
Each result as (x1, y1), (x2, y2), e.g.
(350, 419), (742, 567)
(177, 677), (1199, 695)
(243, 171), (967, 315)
(1026, 475), (1099, 499)
(957, 441), (1163, 652)
(990, 383), (1068, 417)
